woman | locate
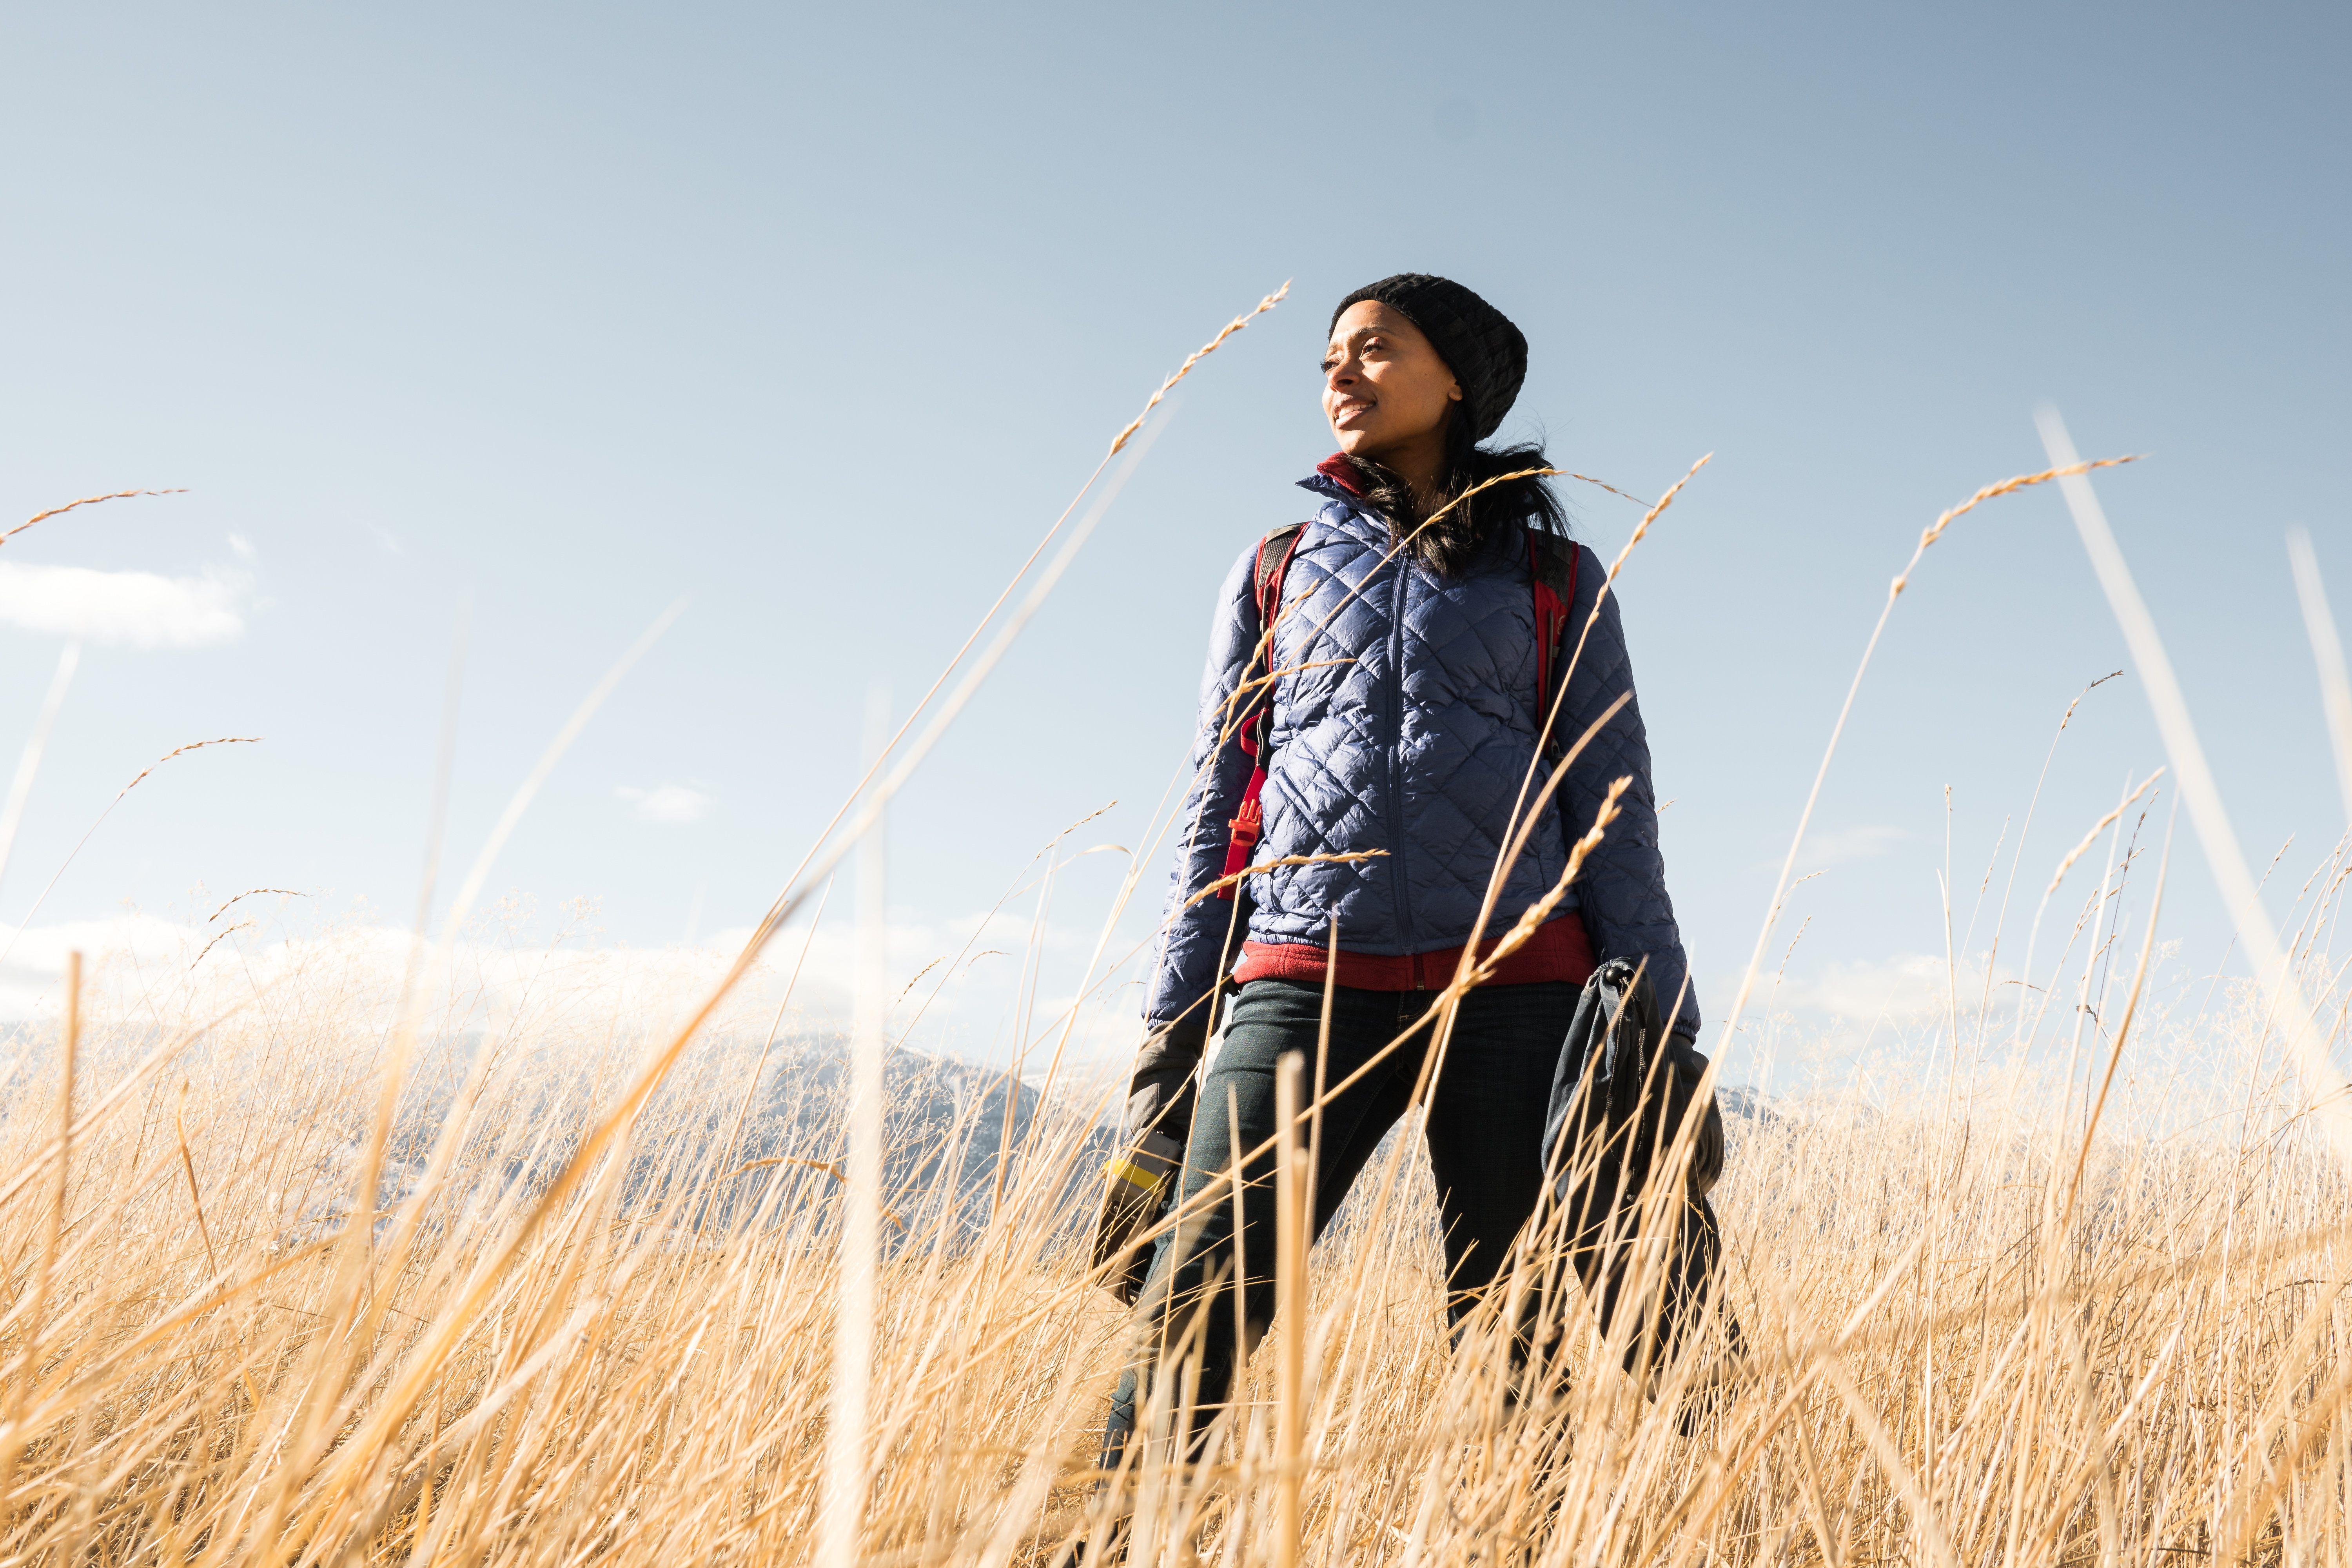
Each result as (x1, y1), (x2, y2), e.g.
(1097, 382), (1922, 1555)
(1094, 274), (1706, 1494)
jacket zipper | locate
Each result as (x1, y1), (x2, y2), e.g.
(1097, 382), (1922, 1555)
(1383, 545), (1416, 949)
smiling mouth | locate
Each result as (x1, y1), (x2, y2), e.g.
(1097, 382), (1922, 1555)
(1332, 399), (1375, 421)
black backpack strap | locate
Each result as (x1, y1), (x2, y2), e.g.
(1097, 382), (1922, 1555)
(1253, 523), (1309, 624)
(1527, 529), (1581, 761)
(1243, 523), (1310, 753)
(1214, 522), (1310, 899)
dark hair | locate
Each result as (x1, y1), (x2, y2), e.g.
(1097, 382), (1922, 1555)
(1341, 412), (1569, 576)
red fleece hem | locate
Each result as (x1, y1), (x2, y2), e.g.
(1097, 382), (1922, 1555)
(1231, 915), (1595, 991)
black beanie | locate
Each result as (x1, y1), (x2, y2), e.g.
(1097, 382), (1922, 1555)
(1330, 274), (1527, 443)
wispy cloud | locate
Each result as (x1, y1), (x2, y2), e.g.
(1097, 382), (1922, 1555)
(1757, 824), (1908, 874)
(0, 562), (252, 648)
(618, 783), (711, 824)
(1759, 951), (2015, 1022)
(0, 900), (1152, 1090)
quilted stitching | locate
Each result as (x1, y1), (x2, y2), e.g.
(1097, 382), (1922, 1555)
(1146, 474), (1699, 1045)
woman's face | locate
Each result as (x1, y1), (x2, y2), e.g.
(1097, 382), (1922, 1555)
(1322, 301), (1461, 465)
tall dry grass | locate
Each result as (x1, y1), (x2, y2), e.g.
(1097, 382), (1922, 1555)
(0, 858), (2347, 1568)
(2, 297), (2348, 1567)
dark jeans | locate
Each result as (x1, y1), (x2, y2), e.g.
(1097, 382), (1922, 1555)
(1100, 977), (1577, 1469)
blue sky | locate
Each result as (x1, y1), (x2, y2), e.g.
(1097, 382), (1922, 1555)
(4, 3), (2347, 1077)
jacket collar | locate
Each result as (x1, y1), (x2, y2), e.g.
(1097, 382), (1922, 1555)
(1298, 451), (1367, 507)
(1313, 452), (1365, 494)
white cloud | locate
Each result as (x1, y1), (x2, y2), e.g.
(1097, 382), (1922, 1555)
(0, 914), (775, 1033)
(1757, 824), (1907, 873)
(0, 913), (205, 1016)
(0, 562), (251, 648)
(618, 783), (711, 824)
(0, 900), (1144, 1078)
(228, 534), (256, 561)
(1761, 952), (2009, 1022)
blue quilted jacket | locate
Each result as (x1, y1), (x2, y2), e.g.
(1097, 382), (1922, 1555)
(1137, 469), (1696, 1111)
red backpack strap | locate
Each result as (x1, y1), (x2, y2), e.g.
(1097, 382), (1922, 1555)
(1217, 523), (1309, 896)
(1527, 529), (1581, 761)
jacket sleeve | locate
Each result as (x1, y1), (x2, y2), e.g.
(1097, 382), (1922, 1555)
(1555, 545), (1702, 1043)
(1130, 542), (1265, 1139)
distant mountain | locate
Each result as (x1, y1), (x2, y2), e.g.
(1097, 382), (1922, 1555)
(250, 1030), (1116, 1252)
(1717, 1084), (1782, 1125)
(642, 1035), (1118, 1240)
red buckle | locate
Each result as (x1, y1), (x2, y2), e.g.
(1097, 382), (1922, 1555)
(1215, 779), (1267, 898)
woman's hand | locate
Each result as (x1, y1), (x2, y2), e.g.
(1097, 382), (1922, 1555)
(1089, 1130), (1184, 1305)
